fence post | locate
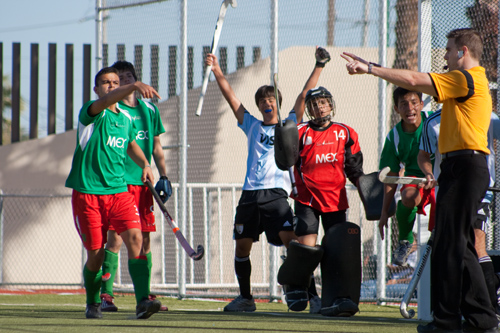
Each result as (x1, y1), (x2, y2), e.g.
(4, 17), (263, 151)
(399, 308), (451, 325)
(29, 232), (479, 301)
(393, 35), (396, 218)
(65, 44), (74, 131)
(30, 43), (39, 139)
(48, 43), (57, 135)
(11, 43), (21, 143)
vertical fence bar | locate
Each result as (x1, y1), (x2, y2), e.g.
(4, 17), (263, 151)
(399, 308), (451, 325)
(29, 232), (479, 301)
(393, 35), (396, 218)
(189, 187), (194, 283)
(48, 43), (57, 135)
(168, 46), (177, 98)
(30, 43), (39, 139)
(117, 44), (125, 61)
(236, 46), (244, 70)
(134, 45), (143, 82)
(0, 42), (3, 145)
(65, 44), (74, 131)
(187, 46), (193, 89)
(83, 44), (92, 104)
(150, 45), (159, 103)
(219, 47), (227, 75)
(11, 43), (21, 143)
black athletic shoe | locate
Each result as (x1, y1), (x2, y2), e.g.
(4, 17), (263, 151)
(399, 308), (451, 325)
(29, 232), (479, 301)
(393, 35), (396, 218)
(85, 303), (102, 319)
(320, 298), (359, 317)
(136, 298), (161, 319)
(416, 322), (462, 332)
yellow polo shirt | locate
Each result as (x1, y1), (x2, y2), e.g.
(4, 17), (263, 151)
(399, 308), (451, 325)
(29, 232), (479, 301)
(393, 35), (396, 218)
(429, 66), (492, 154)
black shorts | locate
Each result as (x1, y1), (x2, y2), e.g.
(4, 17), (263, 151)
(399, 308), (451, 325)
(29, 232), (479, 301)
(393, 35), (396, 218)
(473, 200), (490, 232)
(294, 201), (346, 237)
(233, 189), (294, 246)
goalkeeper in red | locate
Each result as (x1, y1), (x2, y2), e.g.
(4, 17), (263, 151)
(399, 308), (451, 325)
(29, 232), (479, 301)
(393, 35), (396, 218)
(378, 87), (435, 266)
(65, 67), (162, 319)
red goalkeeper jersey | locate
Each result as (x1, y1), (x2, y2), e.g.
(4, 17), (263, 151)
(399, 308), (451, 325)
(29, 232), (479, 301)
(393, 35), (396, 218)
(293, 122), (363, 213)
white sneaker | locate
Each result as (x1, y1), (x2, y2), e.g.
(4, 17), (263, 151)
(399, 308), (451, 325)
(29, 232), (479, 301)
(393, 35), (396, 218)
(309, 295), (321, 314)
(223, 295), (256, 312)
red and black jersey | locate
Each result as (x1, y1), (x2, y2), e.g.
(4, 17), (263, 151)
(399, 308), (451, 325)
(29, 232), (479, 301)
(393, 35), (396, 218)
(293, 121), (363, 213)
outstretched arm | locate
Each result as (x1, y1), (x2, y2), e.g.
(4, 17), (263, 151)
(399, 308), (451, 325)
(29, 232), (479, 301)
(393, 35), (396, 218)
(89, 82), (160, 117)
(206, 53), (245, 124)
(294, 46), (331, 123)
(341, 52), (437, 97)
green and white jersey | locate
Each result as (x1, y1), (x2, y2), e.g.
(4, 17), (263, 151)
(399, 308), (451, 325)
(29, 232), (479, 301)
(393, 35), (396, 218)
(118, 99), (165, 185)
(65, 100), (136, 194)
(379, 111), (433, 177)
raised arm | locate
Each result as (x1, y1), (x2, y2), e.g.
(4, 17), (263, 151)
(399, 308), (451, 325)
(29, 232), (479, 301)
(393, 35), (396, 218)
(294, 46), (330, 123)
(89, 81), (160, 117)
(206, 53), (245, 124)
(341, 52), (437, 97)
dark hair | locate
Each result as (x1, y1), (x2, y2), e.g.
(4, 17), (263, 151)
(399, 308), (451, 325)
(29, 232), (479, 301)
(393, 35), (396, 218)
(254, 85), (282, 107)
(446, 28), (483, 61)
(111, 60), (138, 81)
(392, 87), (422, 106)
(94, 67), (119, 87)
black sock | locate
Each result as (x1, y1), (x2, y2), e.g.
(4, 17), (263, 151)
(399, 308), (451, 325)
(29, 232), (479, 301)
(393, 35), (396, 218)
(308, 274), (318, 299)
(479, 257), (497, 307)
(235, 256), (252, 299)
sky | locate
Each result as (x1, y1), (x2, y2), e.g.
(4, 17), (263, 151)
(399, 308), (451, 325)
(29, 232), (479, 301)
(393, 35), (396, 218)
(0, 0), (474, 138)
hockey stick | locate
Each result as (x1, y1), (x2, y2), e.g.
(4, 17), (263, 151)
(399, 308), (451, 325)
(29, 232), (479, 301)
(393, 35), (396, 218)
(195, 0), (237, 117)
(273, 73), (298, 196)
(378, 166), (500, 192)
(145, 180), (204, 261)
(400, 231), (434, 319)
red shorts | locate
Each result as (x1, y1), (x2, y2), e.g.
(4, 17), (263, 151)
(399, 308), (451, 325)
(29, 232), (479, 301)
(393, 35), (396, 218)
(401, 183), (436, 231)
(108, 185), (156, 232)
(71, 190), (142, 250)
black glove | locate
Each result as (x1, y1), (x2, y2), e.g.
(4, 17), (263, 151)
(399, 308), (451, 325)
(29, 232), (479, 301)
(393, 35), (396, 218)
(315, 47), (331, 68)
(155, 176), (172, 203)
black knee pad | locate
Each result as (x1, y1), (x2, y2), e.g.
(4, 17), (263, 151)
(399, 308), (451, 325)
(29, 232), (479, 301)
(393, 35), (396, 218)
(278, 241), (324, 288)
(282, 284), (309, 312)
(357, 171), (396, 220)
(320, 222), (361, 312)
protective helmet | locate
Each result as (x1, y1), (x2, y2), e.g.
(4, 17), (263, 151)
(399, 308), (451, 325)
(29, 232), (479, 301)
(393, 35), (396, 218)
(305, 86), (336, 125)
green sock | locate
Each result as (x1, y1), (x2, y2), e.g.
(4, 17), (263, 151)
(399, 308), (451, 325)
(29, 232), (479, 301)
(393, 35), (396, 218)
(145, 252), (152, 287)
(83, 265), (102, 304)
(396, 200), (417, 243)
(101, 249), (119, 297)
(129, 258), (150, 304)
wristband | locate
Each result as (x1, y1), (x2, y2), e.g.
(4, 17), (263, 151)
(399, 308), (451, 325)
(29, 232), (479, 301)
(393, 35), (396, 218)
(315, 61), (326, 68)
(368, 62), (381, 74)
(144, 165), (151, 169)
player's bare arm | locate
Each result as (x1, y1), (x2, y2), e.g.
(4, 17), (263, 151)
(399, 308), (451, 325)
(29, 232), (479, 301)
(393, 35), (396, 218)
(152, 136), (168, 178)
(206, 53), (245, 124)
(340, 52), (438, 97)
(294, 46), (329, 123)
(379, 180), (398, 240)
(89, 81), (161, 117)
(417, 149), (437, 190)
(127, 140), (155, 183)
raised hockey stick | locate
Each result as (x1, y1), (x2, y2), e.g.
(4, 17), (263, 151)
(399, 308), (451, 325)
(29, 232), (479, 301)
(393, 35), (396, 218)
(273, 73), (298, 196)
(195, 0), (237, 117)
(378, 166), (500, 192)
(145, 180), (204, 261)
(400, 231), (434, 319)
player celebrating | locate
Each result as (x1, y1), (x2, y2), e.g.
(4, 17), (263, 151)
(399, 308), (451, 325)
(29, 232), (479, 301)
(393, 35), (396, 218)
(378, 87), (434, 266)
(279, 83), (364, 317)
(99, 61), (171, 312)
(65, 67), (162, 319)
(204, 47), (330, 313)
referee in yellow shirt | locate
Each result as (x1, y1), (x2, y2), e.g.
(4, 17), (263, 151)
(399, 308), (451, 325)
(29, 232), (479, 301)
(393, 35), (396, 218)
(342, 28), (497, 332)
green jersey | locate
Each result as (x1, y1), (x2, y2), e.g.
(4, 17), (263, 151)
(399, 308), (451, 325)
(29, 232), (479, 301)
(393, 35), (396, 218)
(379, 111), (433, 177)
(118, 99), (165, 185)
(65, 100), (137, 194)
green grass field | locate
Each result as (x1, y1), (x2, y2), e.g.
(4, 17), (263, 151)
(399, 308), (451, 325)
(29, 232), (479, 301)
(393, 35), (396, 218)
(0, 292), (424, 332)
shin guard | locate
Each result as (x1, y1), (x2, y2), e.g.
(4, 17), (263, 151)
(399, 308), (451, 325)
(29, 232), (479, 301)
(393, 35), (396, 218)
(320, 222), (361, 316)
(278, 241), (324, 312)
